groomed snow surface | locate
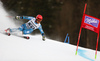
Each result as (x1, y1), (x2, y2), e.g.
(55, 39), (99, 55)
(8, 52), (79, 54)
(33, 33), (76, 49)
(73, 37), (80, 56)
(0, 1), (100, 61)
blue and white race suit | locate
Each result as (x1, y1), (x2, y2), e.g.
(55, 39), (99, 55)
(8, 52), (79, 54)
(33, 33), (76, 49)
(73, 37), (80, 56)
(18, 16), (44, 36)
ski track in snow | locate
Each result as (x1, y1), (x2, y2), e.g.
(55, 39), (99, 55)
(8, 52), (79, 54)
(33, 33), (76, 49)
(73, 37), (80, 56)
(78, 49), (94, 61)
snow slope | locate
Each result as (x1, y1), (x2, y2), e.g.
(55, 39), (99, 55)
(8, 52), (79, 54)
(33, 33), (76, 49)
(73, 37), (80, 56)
(0, 1), (100, 61)
(0, 1), (16, 30)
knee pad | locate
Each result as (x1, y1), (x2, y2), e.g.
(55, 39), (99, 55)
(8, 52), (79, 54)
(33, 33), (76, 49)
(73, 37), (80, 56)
(18, 26), (23, 31)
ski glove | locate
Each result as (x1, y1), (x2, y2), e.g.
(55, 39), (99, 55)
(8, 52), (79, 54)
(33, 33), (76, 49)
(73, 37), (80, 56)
(42, 36), (45, 41)
(15, 16), (20, 19)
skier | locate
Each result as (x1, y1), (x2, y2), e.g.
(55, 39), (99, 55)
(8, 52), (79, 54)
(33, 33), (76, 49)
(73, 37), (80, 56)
(5, 14), (45, 41)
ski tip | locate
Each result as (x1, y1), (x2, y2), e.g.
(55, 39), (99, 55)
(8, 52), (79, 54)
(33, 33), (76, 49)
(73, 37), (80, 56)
(26, 36), (30, 39)
(23, 36), (30, 39)
(8, 33), (11, 36)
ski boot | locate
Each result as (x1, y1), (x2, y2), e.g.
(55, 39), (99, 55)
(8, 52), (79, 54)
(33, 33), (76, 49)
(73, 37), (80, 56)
(5, 28), (11, 36)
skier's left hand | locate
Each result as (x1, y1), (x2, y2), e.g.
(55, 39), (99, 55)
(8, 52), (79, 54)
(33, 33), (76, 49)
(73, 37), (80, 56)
(42, 36), (45, 41)
(15, 16), (20, 20)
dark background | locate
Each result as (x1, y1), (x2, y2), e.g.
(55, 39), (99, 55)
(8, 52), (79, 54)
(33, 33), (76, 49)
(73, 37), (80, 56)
(1, 0), (100, 51)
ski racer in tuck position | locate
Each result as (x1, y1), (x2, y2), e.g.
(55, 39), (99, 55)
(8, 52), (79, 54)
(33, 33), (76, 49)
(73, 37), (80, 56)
(5, 14), (45, 41)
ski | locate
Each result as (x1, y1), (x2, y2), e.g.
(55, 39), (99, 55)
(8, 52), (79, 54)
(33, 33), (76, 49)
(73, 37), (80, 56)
(0, 29), (30, 39)
(4, 32), (30, 39)
(23, 36), (30, 39)
(5, 32), (11, 36)
(13, 33), (30, 39)
(17, 35), (30, 39)
(0, 30), (10, 36)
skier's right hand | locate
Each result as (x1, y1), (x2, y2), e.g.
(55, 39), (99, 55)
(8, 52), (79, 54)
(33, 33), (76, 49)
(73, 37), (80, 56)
(15, 16), (20, 19)
(42, 36), (45, 41)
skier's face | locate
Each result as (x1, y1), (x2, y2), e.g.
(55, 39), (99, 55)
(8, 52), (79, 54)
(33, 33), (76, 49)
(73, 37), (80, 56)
(36, 19), (42, 24)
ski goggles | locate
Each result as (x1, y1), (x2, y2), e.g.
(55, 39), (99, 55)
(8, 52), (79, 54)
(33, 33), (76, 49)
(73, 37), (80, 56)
(36, 19), (42, 22)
